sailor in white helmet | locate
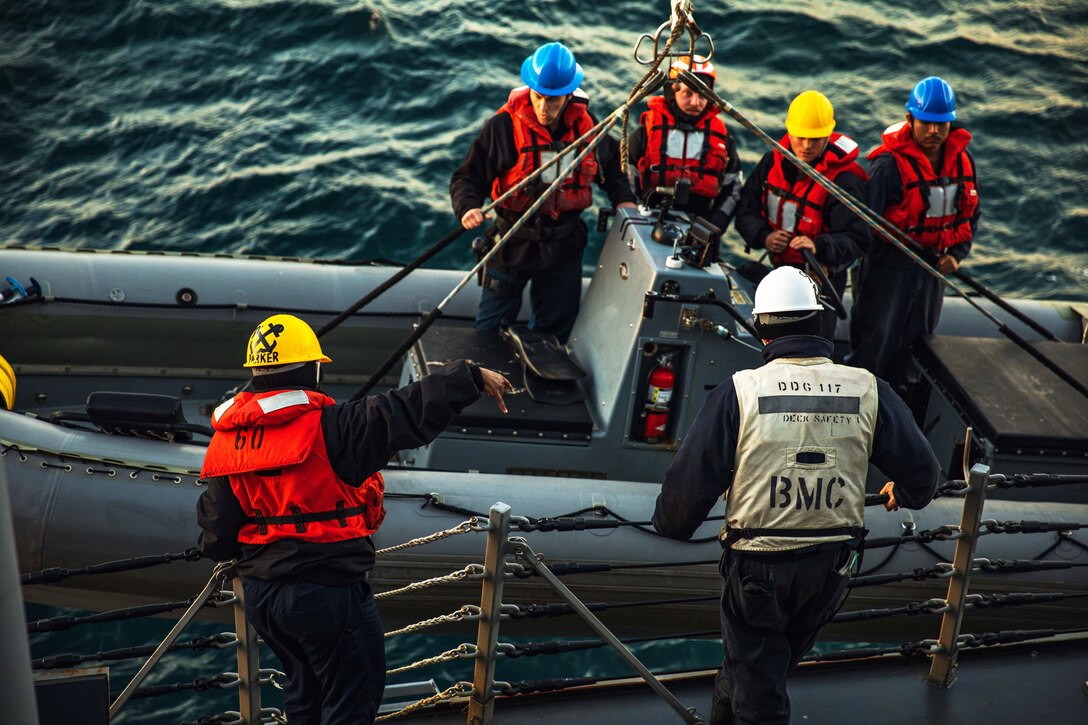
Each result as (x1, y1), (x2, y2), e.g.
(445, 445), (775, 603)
(652, 267), (939, 725)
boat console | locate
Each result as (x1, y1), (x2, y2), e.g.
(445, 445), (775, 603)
(399, 207), (763, 483)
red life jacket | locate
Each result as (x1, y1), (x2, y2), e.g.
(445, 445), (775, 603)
(637, 96), (729, 199)
(491, 87), (599, 220)
(868, 121), (978, 250)
(763, 133), (868, 266)
(201, 389), (385, 545)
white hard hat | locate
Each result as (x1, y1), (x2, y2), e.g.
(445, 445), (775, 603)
(751, 267), (822, 315)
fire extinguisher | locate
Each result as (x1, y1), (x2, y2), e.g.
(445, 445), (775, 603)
(643, 355), (675, 443)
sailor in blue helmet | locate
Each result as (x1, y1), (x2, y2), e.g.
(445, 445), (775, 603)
(652, 267), (939, 725)
(848, 77), (981, 391)
(450, 41), (638, 343)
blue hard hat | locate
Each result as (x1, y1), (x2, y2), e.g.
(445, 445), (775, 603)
(905, 76), (957, 123)
(521, 42), (584, 97)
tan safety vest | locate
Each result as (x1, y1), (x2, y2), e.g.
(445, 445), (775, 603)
(726, 356), (877, 552)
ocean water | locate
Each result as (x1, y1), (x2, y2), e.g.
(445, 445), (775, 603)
(6, 0), (1087, 721)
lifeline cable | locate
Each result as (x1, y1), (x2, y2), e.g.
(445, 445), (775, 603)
(20, 547), (203, 585)
(32, 633), (237, 671)
(677, 70), (1088, 401)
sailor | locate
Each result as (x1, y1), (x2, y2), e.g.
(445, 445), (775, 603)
(652, 268), (939, 725)
(735, 91), (868, 341)
(626, 55), (743, 233)
(0, 353), (14, 410)
(847, 76), (980, 389)
(450, 41), (638, 343)
(196, 314), (511, 725)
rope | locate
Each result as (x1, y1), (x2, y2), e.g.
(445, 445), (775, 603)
(374, 681), (472, 722)
(349, 81), (662, 401)
(384, 605), (481, 638)
(375, 518), (484, 556)
(374, 564), (485, 600)
(620, 5), (688, 173)
(679, 70), (1088, 400)
(386, 644), (477, 675)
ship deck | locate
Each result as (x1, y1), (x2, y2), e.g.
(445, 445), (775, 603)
(403, 637), (1088, 723)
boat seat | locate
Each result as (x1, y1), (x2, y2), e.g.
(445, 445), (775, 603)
(51, 392), (213, 442)
(915, 335), (1088, 454)
(410, 324), (594, 437)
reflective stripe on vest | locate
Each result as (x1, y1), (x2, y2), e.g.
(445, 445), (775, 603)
(869, 122), (979, 250)
(201, 389), (386, 545)
(727, 357), (877, 551)
(491, 87), (599, 220)
(763, 133), (867, 267)
(637, 95), (729, 199)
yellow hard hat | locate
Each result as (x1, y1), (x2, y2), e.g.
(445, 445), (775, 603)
(785, 90), (835, 138)
(244, 314), (331, 368)
(0, 353), (15, 411)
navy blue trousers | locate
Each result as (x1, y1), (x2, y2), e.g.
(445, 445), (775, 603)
(712, 545), (851, 725)
(474, 251), (584, 343)
(243, 578), (385, 725)
(847, 261), (945, 388)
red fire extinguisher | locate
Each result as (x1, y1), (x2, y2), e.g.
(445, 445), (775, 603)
(643, 356), (675, 443)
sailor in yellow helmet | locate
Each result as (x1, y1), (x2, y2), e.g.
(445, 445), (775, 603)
(735, 90), (869, 340)
(0, 353), (15, 410)
(198, 314), (511, 724)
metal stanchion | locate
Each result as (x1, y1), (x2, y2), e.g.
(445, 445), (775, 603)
(927, 463), (990, 686)
(467, 503), (511, 725)
(510, 538), (702, 724)
(233, 576), (262, 724)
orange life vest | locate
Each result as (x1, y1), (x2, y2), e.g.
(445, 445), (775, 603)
(637, 96), (729, 199)
(201, 389), (385, 545)
(491, 87), (598, 220)
(763, 133), (868, 266)
(868, 121), (978, 250)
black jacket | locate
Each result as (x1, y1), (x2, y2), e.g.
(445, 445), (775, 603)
(450, 106), (636, 221)
(652, 336), (940, 542)
(624, 123), (744, 233)
(196, 361), (484, 584)
(865, 151), (979, 268)
(735, 151), (869, 275)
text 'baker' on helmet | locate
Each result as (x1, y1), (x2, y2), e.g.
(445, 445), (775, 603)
(244, 314), (332, 368)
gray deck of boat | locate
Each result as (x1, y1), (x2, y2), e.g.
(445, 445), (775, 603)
(402, 639), (1088, 723)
